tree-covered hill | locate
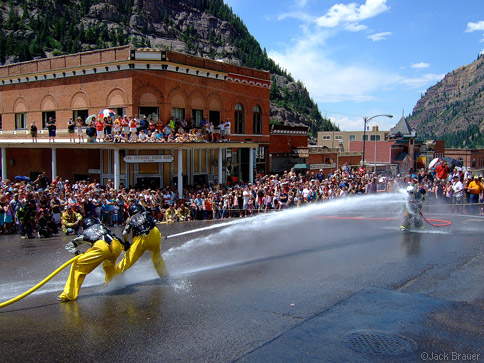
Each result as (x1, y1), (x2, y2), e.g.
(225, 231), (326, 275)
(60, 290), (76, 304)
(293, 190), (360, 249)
(407, 53), (484, 148)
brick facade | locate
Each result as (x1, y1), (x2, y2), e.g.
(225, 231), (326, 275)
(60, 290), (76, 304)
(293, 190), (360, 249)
(0, 46), (271, 186)
(0, 46), (270, 143)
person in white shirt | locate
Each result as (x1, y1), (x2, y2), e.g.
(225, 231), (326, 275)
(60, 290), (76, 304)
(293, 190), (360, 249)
(218, 121), (225, 142)
(224, 118), (231, 142)
(242, 187), (250, 216)
(451, 175), (464, 213)
(137, 129), (149, 142)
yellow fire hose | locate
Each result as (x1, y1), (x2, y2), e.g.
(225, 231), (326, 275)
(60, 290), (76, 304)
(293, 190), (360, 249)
(0, 255), (80, 309)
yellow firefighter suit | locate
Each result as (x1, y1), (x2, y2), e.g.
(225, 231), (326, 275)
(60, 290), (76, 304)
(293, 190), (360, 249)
(115, 210), (168, 278)
(58, 222), (128, 301)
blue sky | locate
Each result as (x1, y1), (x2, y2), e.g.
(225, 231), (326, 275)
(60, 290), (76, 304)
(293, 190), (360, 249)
(223, 0), (484, 131)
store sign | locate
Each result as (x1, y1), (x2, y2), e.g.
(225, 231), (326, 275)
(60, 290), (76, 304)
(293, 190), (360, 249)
(310, 163), (336, 169)
(88, 169), (101, 174)
(123, 155), (174, 163)
(293, 148), (309, 158)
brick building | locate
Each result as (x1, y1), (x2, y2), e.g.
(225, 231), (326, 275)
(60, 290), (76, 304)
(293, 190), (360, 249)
(445, 148), (484, 171)
(0, 46), (271, 192)
(268, 124), (309, 173)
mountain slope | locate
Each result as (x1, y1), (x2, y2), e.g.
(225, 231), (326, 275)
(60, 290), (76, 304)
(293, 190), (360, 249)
(407, 54), (484, 147)
(0, 0), (338, 139)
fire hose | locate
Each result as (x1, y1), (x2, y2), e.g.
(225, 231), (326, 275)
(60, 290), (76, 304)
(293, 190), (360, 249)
(420, 211), (452, 227)
(0, 255), (80, 309)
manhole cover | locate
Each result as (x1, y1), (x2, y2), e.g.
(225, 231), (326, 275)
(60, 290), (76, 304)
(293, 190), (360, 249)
(342, 332), (417, 356)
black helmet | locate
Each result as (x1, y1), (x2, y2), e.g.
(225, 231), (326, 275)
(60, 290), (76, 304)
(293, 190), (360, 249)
(129, 204), (145, 216)
(82, 217), (99, 229)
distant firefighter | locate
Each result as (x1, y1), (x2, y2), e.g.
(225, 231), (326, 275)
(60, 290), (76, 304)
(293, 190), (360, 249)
(400, 185), (425, 231)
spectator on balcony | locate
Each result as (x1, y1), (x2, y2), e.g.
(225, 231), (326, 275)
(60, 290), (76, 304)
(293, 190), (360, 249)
(67, 117), (75, 142)
(30, 120), (38, 143)
(95, 118), (104, 142)
(104, 116), (113, 139)
(76, 117), (84, 143)
(121, 115), (130, 139)
(47, 117), (56, 143)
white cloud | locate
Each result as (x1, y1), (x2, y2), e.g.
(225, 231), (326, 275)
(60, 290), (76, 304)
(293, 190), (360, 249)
(410, 62), (430, 69)
(269, 41), (400, 104)
(268, 1), (400, 106)
(466, 20), (484, 32)
(399, 73), (444, 89)
(345, 23), (368, 32)
(368, 31), (391, 41)
(315, 0), (389, 28)
(329, 116), (363, 131)
(328, 114), (396, 131)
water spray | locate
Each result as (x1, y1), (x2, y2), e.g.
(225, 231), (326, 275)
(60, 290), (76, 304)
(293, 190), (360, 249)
(1, 192), (451, 308)
(162, 217), (253, 240)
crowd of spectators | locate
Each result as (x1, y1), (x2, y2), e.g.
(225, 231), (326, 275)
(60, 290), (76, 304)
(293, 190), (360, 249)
(78, 115), (232, 144)
(0, 160), (482, 239)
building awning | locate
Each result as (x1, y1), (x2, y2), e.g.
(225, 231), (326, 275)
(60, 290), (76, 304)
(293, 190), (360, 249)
(293, 163), (309, 169)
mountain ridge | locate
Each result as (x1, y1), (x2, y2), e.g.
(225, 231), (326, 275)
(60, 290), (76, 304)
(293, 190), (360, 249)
(407, 53), (484, 148)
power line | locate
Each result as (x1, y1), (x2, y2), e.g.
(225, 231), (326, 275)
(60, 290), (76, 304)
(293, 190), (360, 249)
(320, 109), (364, 118)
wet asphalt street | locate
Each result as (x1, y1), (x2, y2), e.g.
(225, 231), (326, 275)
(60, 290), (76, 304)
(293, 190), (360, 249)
(1, 194), (484, 362)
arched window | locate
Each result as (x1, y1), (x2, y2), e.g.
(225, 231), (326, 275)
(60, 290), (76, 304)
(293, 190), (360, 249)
(235, 102), (244, 134)
(253, 105), (262, 134)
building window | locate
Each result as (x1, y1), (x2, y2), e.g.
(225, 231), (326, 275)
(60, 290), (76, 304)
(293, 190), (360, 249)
(253, 105), (262, 134)
(192, 109), (204, 127)
(322, 135), (331, 140)
(114, 107), (126, 118)
(42, 111), (55, 129)
(171, 107), (185, 122)
(349, 134), (356, 141)
(234, 102), (244, 134)
(335, 135), (343, 140)
(370, 135), (381, 141)
(256, 146), (265, 160)
(140, 107), (159, 122)
(209, 110), (220, 127)
(15, 113), (27, 129)
(363, 135), (368, 141)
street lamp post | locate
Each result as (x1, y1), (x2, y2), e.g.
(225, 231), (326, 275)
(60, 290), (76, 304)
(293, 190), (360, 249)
(362, 114), (393, 170)
(374, 126), (378, 173)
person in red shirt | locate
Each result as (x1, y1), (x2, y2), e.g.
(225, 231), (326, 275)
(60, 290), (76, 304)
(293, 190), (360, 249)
(129, 117), (138, 142)
(121, 115), (129, 138)
(435, 160), (449, 181)
(95, 118), (104, 142)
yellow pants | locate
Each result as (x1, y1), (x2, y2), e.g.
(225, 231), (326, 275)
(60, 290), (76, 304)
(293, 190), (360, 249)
(115, 227), (168, 278)
(59, 239), (123, 301)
